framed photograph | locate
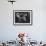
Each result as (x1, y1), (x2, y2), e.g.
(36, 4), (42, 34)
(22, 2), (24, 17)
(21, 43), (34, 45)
(13, 10), (33, 25)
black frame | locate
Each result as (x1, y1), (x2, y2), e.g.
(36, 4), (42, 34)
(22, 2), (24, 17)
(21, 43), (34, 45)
(13, 10), (33, 26)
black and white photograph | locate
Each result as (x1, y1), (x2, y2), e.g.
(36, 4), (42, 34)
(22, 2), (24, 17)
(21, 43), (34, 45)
(13, 10), (32, 25)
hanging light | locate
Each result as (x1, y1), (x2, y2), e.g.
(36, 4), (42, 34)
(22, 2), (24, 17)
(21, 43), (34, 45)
(8, 0), (16, 4)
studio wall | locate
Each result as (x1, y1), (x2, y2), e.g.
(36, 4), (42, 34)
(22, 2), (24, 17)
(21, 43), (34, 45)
(0, 0), (46, 41)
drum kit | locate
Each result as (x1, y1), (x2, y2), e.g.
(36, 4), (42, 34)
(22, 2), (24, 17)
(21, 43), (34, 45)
(0, 33), (45, 46)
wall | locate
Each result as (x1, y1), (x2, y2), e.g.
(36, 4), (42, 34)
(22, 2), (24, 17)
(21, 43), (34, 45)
(0, 0), (46, 42)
